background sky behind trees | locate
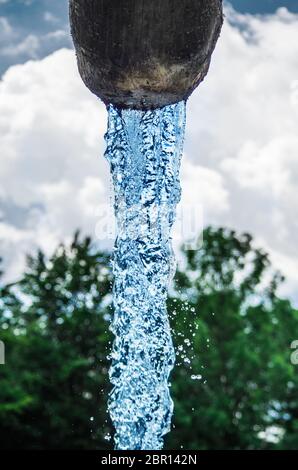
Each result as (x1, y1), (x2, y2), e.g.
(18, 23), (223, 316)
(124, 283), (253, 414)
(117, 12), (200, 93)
(1, 0), (298, 305)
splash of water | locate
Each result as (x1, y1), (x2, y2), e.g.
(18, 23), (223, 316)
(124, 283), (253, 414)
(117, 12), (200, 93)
(105, 101), (186, 450)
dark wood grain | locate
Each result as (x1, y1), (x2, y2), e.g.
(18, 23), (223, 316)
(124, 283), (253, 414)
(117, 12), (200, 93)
(69, 0), (223, 109)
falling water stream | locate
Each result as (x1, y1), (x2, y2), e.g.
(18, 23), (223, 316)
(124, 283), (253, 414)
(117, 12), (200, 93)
(105, 101), (186, 450)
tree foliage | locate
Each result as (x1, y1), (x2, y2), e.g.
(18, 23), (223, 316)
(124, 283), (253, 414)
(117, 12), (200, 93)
(0, 227), (297, 449)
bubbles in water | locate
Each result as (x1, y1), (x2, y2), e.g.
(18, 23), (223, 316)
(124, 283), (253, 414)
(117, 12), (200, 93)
(191, 374), (202, 381)
(105, 102), (186, 450)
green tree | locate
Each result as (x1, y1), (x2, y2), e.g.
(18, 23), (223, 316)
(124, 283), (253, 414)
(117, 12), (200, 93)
(0, 235), (113, 449)
(0, 227), (297, 450)
(168, 227), (298, 450)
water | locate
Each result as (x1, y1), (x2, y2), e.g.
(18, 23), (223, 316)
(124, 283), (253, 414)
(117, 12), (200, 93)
(105, 101), (186, 450)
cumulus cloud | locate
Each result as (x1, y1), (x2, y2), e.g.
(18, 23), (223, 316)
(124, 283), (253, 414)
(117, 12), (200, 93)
(186, 6), (298, 300)
(0, 49), (110, 280)
(0, 1), (70, 75)
(0, 7), (298, 302)
(181, 162), (229, 216)
(1, 34), (40, 58)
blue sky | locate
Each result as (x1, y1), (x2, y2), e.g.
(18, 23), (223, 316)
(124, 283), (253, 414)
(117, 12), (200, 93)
(1, 1), (298, 304)
(233, 0), (298, 12)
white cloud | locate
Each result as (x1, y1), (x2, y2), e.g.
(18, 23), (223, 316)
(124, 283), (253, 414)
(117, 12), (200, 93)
(0, 7), (298, 302)
(181, 161), (229, 217)
(43, 12), (59, 24)
(0, 30), (70, 60)
(0, 48), (109, 280)
(0, 34), (40, 58)
(0, 9), (71, 74)
(186, 7), (298, 301)
(0, 16), (13, 39)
